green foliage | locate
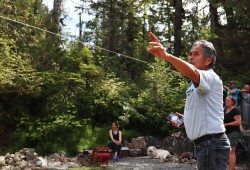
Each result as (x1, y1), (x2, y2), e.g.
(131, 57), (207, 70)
(0, 37), (42, 95)
(121, 128), (141, 142)
(77, 125), (111, 150)
(87, 74), (133, 124)
(208, 0), (250, 73)
(1, 0), (249, 155)
(126, 60), (188, 136)
(6, 109), (90, 155)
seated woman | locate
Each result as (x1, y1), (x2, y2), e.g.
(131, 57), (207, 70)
(224, 96), (242, 170)
(108, 121), (122, 161)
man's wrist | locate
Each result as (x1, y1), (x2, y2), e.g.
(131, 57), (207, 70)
(163, 51), (172, 60)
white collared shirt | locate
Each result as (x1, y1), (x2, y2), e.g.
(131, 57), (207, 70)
(184, 69), (225, 140)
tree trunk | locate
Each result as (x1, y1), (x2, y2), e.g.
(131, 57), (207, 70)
(173, 0), (183, 57)
(209, 0), (226, 66)
(53, 0), (62, 33)
(104, 0), (114, 72)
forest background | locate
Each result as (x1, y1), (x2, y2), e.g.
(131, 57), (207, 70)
(0, 0), (249, 156)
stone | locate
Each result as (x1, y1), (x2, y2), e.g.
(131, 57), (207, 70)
(0, 155), (6, 166)
(1, 165), (12, 170)
(0, 148), (81, 169)
(68, 161), (80, 168)
(144, 136), (164, 148)
(119, 147), (130, 157)
(13, 155), (21, 162)
(6, 158), (14, 165)
(50, 153), (60, 161)
(128, 149), (143, 157)
(4, 153), (11, 159)
(127, 136), (148, 156)
(163, 131), (193, 155)
(180, 152), (193, 160)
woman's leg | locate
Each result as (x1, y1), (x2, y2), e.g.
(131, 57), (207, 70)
(227, 131), (242, 170)
(108, 142), (118, 159)
(112, 144), (122, 161)
(117, 144), (122, 156)
(229, 146), (236, 170)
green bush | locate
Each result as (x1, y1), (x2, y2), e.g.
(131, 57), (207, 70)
(77, 125), (110, 150)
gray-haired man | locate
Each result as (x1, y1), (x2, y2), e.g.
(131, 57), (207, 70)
(147, 32), (230, 170)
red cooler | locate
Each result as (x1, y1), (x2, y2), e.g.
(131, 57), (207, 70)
(91, 147), (111, 165)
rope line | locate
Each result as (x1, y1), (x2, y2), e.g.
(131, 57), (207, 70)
(0, 15), (149, 64)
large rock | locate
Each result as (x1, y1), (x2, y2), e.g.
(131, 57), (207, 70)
(163, 131), (194, 155)
(128, 149), (144, 157)
(144, 136), (164, 148)
(126, 136), (147, 156)
(125, 133), (193, 157)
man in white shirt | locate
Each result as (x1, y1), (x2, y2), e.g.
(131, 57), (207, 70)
(147, 32), (230, 170)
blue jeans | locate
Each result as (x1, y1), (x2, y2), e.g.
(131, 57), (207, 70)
(194, 134), (230, 170)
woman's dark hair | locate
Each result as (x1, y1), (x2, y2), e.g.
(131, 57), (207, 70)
(112, 121), (119, 128)
(228, 96), (236, 105)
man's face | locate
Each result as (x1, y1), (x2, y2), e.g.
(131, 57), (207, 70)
(188, 44), (211, 70)
(229, 83), (235, 89)
(243, 84), (250, 90)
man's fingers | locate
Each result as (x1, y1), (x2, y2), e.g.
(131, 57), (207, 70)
(166, 121), (172, 124)
(148, 42), (161, 46)
(146, 48), (155, 54)
(147, 45), (161, 53)
(149, 32), (159, 42)
(175, 112), (184, 118)
(172, 121), (177, 126)
(148, 42), (164, 52)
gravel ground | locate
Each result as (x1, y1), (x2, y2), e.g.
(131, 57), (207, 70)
(107, 156), (250, 170)
(108, 157), (197, 170)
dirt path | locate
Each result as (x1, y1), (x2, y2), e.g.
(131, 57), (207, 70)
(108, 156), (197, 170)
(107, 156), (250, 170)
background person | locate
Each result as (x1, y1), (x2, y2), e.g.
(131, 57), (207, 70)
(224, 81), (240, 106)
(224, 96), (242, 170)
(240, 83), (250, 129)
(240, 83), (250, 93)
(108, 121), (122, 161)
(147, 32), (230, 170)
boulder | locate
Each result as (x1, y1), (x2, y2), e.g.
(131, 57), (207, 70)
(163, 131), (193, 155)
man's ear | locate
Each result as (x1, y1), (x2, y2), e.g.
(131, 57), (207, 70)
(205, 57), (212, 66)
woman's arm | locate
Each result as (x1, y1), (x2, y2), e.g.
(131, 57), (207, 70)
(118, 131), (122, 145)
(224, 115), (241, 127)
(109, 130), (115, 142)
(240, 89), (250, 93)
(227, 88), (237, 94)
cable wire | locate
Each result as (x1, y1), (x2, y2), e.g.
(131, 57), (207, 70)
(0, 15), (149, 64)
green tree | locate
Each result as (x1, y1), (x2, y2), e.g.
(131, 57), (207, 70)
(208, 0), (250, 73)
(129, 60), (188, 135)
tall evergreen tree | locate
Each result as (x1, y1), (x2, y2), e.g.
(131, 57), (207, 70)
(208, 0), (250, 73)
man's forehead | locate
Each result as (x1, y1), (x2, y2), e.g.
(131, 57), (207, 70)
(190, 49), (199, 52)
(190, 48), (202, 53)
(190, 45), (203, 52)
